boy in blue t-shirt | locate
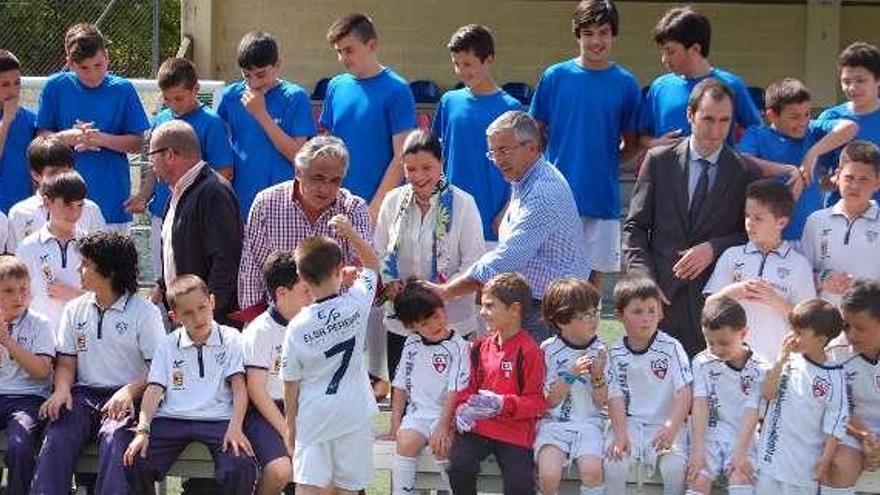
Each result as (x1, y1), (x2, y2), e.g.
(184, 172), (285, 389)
(817, 41), (880, 204)
(530, 0), (640, 289)
(36, 24), (150, 230)
(128, 57), (233, 275)
(322, 13), (417, 220)
(738, 78), (858, 240)
(217, 31), (316, 219)
(432, 25), (521, 244)
(639, 7), (761, 151)
(0, 50), (36, 214)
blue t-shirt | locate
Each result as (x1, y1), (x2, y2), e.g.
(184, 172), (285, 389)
(36, 72), (150, 223)
(432, 88), (521, 241)
(816, 102), (880, 203)
(638, 67), (762, 141)
(0, 107), (36, 213)
(530, 60), (640, 219)
(737, 120), (837, 240)
(217, 79), (316, 218)
(319, 67), (416, 202)
(149, 105), (234, 218)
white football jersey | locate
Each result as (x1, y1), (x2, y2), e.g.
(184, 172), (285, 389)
(692, 348), (768, 442)
(392, 332), (470, 421)
(540, 334), (606, 425)
(241, 307), (288, 401)
(607, 331), (693, 426)
(281, 268), (379, 444)
(757, 354), (848, 488)
(829, 345), (880, 438)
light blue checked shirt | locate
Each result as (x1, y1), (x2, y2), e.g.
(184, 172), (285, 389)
(468, 156), (590, 298)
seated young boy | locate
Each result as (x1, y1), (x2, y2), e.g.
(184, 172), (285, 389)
(447, 272), (546, 495)
(15, 171), (91, 331)
(388, 279), (471, 495)
(704, 179), (816, 361)
(605, 276), (692, 495)
(0, 255), (55, 495)
(123, 275), (257, 494)
(281, 214), (380, 495)
(241, 250), (311, 495)
(801, 141), (880, 307)
(688, 295), (769, 495)
(737, 77), (858, 240)
(0, 49), (36, 215)
(31, 232), (164, 495)
(7, 135), (104, 252)
(824, 279), (880, 493)
(535, 278), (607, 495)
(752, 299), (848, 494)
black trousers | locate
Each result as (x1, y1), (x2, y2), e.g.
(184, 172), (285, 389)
(447, 432), (535, 495)
(660, 284), (707, 358)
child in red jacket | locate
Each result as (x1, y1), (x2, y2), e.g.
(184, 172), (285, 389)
(447, 273), (547, 495)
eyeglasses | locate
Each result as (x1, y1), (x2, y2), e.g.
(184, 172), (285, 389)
(146, 147), (169, 157)
(485, 143), (527, 161)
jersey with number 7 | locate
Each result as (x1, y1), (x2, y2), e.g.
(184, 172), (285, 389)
(281, 268), (379, 445)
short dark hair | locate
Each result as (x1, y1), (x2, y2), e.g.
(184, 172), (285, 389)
(0, 255), (29, 283)
(393, 278), (446, 327)
(542, 278), (600, 329)
(166, 274), (210, 310)
(263, 250), (299, 302)
(573, 0), (619, 38)
(789, 299), (844, 343)
(40, 171), (86, 202)
(27, 136), (75, 175)
(838, 41), (880, 79)
(765, 77), (811, 114)
(402, 130), (442, 162)
(840, 140), (880, 175)
(613, 275), (662, 313)
(483, 273), (532, 315)
(842, 279), (880, 322)
(295, 236), (343, 286)
(237, 31), (279, 69)
(653, 7), (711, 57)
(327, 13), (377, 45)
(158, 57), (198, 90)
(0, 49), (21, 73)
(747, 178), (794, 220)
(687, 78), (734, 115)
(78, 232), (140, 296)
(701, 295), (747, 331)
(447, 24), (495, 61)
(64, 23), (106, 63)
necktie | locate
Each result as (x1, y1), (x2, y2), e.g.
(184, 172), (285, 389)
(690, 158), (711, 225)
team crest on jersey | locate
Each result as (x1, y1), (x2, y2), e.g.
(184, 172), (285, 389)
(732, 262), (744, 282)
(866, 230), (879, 244)
(651, 358), (668, 380)
(501, 360), (513, 378)
(75, 322), (88, 351)
(23, 219), (34, 235)
(777, 267), (790, 280)
(741, 373), (756, 395)
(172, 369), (185, 389)
(215, 349), (227, 366)
(812, 376), (831, 398)
(432, 354), (448, 373)
(115, 322), (128, 336)
(273, 346), (282, 374)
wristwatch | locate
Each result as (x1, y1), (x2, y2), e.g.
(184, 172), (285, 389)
(134, 421), (151, 436)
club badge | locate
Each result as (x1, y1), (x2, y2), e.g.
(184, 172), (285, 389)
(812, 376), (831, 398)
(432, 353), (448, 373)
(172, 369), (185, 389)
(651, 358), (669, 380)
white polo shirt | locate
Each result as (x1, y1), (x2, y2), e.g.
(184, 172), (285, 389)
(540, 334), (606, 426)
(828, 344), (880, 439)
(607, 331), (693, 426)
(281, 268), (379, 445)
(0, 211), (8, 253)
(705, 241), (816, 361)
(757, 354), (848, 488)
(57, 292), (164, 389)
(149, 322), (245, 421)
(800, 200), (880, 306)
(16, 225), (83, 333)
(7, 194), (105, 253)
(241, 307), (288, 401)
(0, 310), (56, 397)
(391, 331), (470, 421)
(692, 348), (768, 443)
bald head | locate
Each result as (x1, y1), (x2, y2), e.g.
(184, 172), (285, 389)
(150, 120), (201, 161)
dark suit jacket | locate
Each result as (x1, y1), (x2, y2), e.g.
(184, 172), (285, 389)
(623, 138), (761, 300)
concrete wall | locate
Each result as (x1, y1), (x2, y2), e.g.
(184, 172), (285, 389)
(183, 0), (880, 107)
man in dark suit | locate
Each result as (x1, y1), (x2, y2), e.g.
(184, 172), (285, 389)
(623, 78), (760, 356)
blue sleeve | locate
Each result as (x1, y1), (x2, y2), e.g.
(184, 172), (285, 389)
(36, 79), (59, 131)
(203, 117), (234, 168)
(318, 81), (333, 131)
(387, 83), (416, 135)
(529, 71), (551, 124)
(431, 98), (445, 138)
(122, 84), (150, 134)
(282, 90), (317, 138)
(637, 85), (656, 135)
(621, 75), (641, 133)
(809, 118), (838, 135)
(736, 126), (762, 155)
(217, 90), (230, 122)
(733, 80), (762, 129)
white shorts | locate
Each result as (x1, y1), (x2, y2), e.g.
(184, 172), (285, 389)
(582, 217), (621, 273)
(754, 474), (816, 495)
(605, 420), (689, 467)
(293, 424), (374, 490)
(699, 437), (756, 479)
(535, 420), (604, 464)
(400, 415), (439, 440)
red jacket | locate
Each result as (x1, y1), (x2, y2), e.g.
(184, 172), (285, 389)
(457, 330), (547, 448)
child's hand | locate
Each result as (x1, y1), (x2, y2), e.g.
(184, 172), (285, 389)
(241, 88), (267, 118)
(813, 455), (832, 482)
(429, 422), (452, 459)
(821, 271), (854, 295)
(779, 332), (797, 362)
(467, 390), (503, 417)
(686, 450), (707, 484)
(341, 266), (359, 289)
(1, 96), (19, 125)
(222, 423), (254, 457)
(123, 192), (149, 214)
(606, 434), (630, 461)
(729, 451), (756, 484)
(39, 388), (73, 421)
(47, 281), (80, 302)
(123, 432), (149, 467)
(590, 349), (607, 382)
(785, 165), (805, 200)
(329, 214), (356, 238)
(651, 421), (678, 454)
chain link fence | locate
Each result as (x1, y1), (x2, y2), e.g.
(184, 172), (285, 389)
(0, 0), (181, 78)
